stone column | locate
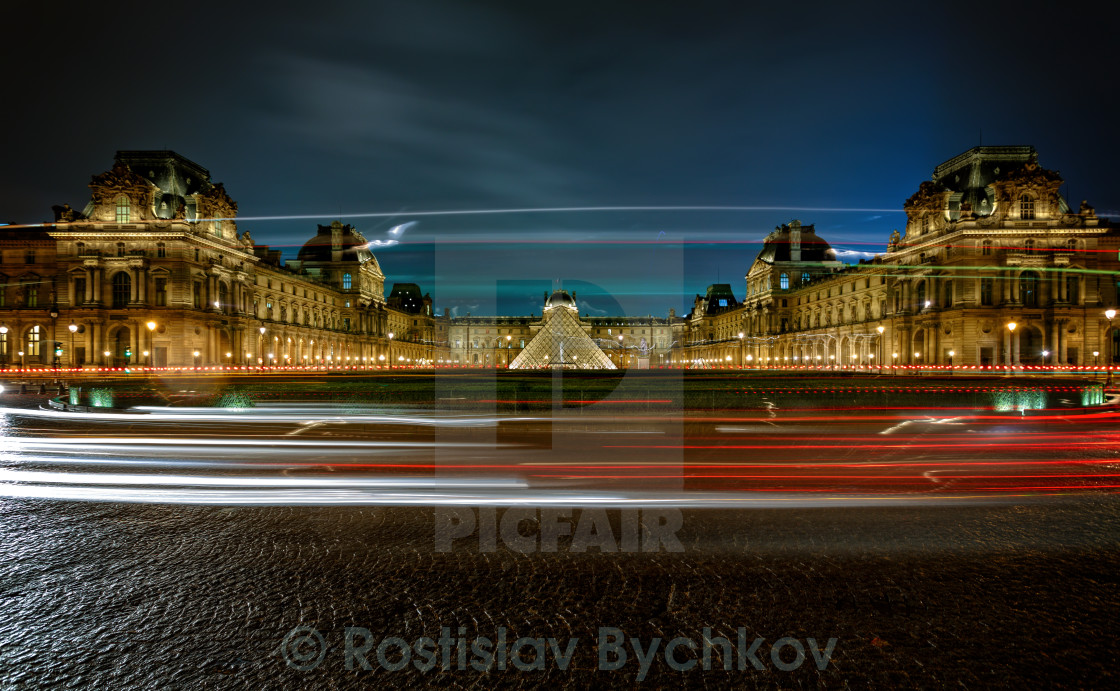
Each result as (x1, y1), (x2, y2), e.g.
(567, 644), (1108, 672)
(92, 268), (101, 304)
(138, 268), (147, 304)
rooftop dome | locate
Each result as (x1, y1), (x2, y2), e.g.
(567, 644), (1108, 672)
(544, 289), (577, 311)
(297, 221), (374, 263)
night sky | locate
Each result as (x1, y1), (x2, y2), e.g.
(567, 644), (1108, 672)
(4, 1), (1117, 317)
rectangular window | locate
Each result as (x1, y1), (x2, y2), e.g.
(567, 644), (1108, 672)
(193, 283), (202, 309)
(25, 250), (35, 264)
(115, 197), (130, 223)
(981, 278), (994, 306)
(155, 278), (167, 306)
(27, 285), (38, 308)
(157, 244), (166, 258)
(1066, 275), (1079, 304)
(74, 278), (86, 304)
(343, 318), (351, 331)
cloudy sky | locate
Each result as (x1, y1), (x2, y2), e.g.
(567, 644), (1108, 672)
(4, 0), (1117, 316)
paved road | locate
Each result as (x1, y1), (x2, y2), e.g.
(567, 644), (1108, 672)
(0, 389), (1117, 688)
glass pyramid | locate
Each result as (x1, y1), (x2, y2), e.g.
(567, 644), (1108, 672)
(509, 306), (617, 370)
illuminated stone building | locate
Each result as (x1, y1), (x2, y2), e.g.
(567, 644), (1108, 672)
(0, 151), (447, 368)
(679, 146), (1119, 369)
(3, 146), (1114, 371)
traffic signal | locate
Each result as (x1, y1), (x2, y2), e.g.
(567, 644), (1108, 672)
(124, 348), (132, 358)
(55, 346), (63, 357)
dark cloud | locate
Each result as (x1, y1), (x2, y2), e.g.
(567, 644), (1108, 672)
(3, 1), (1118, 315)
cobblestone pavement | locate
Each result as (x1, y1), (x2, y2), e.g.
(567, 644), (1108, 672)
(0, 496), (1116, 689)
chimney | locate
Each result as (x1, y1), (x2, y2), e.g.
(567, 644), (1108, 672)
(789, 219), (802, 262)
(331, 220), (343, 250)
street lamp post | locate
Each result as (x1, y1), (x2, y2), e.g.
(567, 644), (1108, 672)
(738, 332), (744, 368)
(1105, 309), (1116, 385)
(0, 325), (7, 369)
(1007, 321), (1017, 371)
(948, 350), (954, 375)
(146, 321), (157, 368)
(388, 332), (394, 370)
(876, 325), (885, 374)
(258, 326), (266, 372)
(892, 352), (898, 375)
(68, 322), (78, 370)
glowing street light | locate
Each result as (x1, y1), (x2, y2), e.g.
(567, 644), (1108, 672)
(388, 332), (394, 369)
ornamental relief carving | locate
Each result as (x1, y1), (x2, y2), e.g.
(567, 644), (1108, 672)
(903, 181), (949, 221)
(89, 161), (156, 220)
(195, 182), (238, 221)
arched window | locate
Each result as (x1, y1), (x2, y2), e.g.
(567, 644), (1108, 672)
(1020, 194), (1035, 220)
(801, 272), (810, 284)
(342, 273), (352, 290)
(111, 271), (131, 308)
(981, 240), (992, 256)
(27, 325), (41, 356)
(1020, 271), (1039, 308)
(115, 196), (131, 223)
(779, 273), (789, 290)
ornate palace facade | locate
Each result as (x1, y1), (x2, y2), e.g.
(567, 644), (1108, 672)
(0, 151), (447, 368)
(2, 146), (1115, 370)
(681, 146), (1119, 369)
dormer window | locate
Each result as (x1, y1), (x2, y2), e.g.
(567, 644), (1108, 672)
(115, 196), (131, 223)
(921, 215), (930, 233)
(1020, 194), (1035, 220)
(214, 220), (223, 238)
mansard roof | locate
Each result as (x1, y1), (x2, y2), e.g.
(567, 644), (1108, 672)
(755, 221), (835, 264)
